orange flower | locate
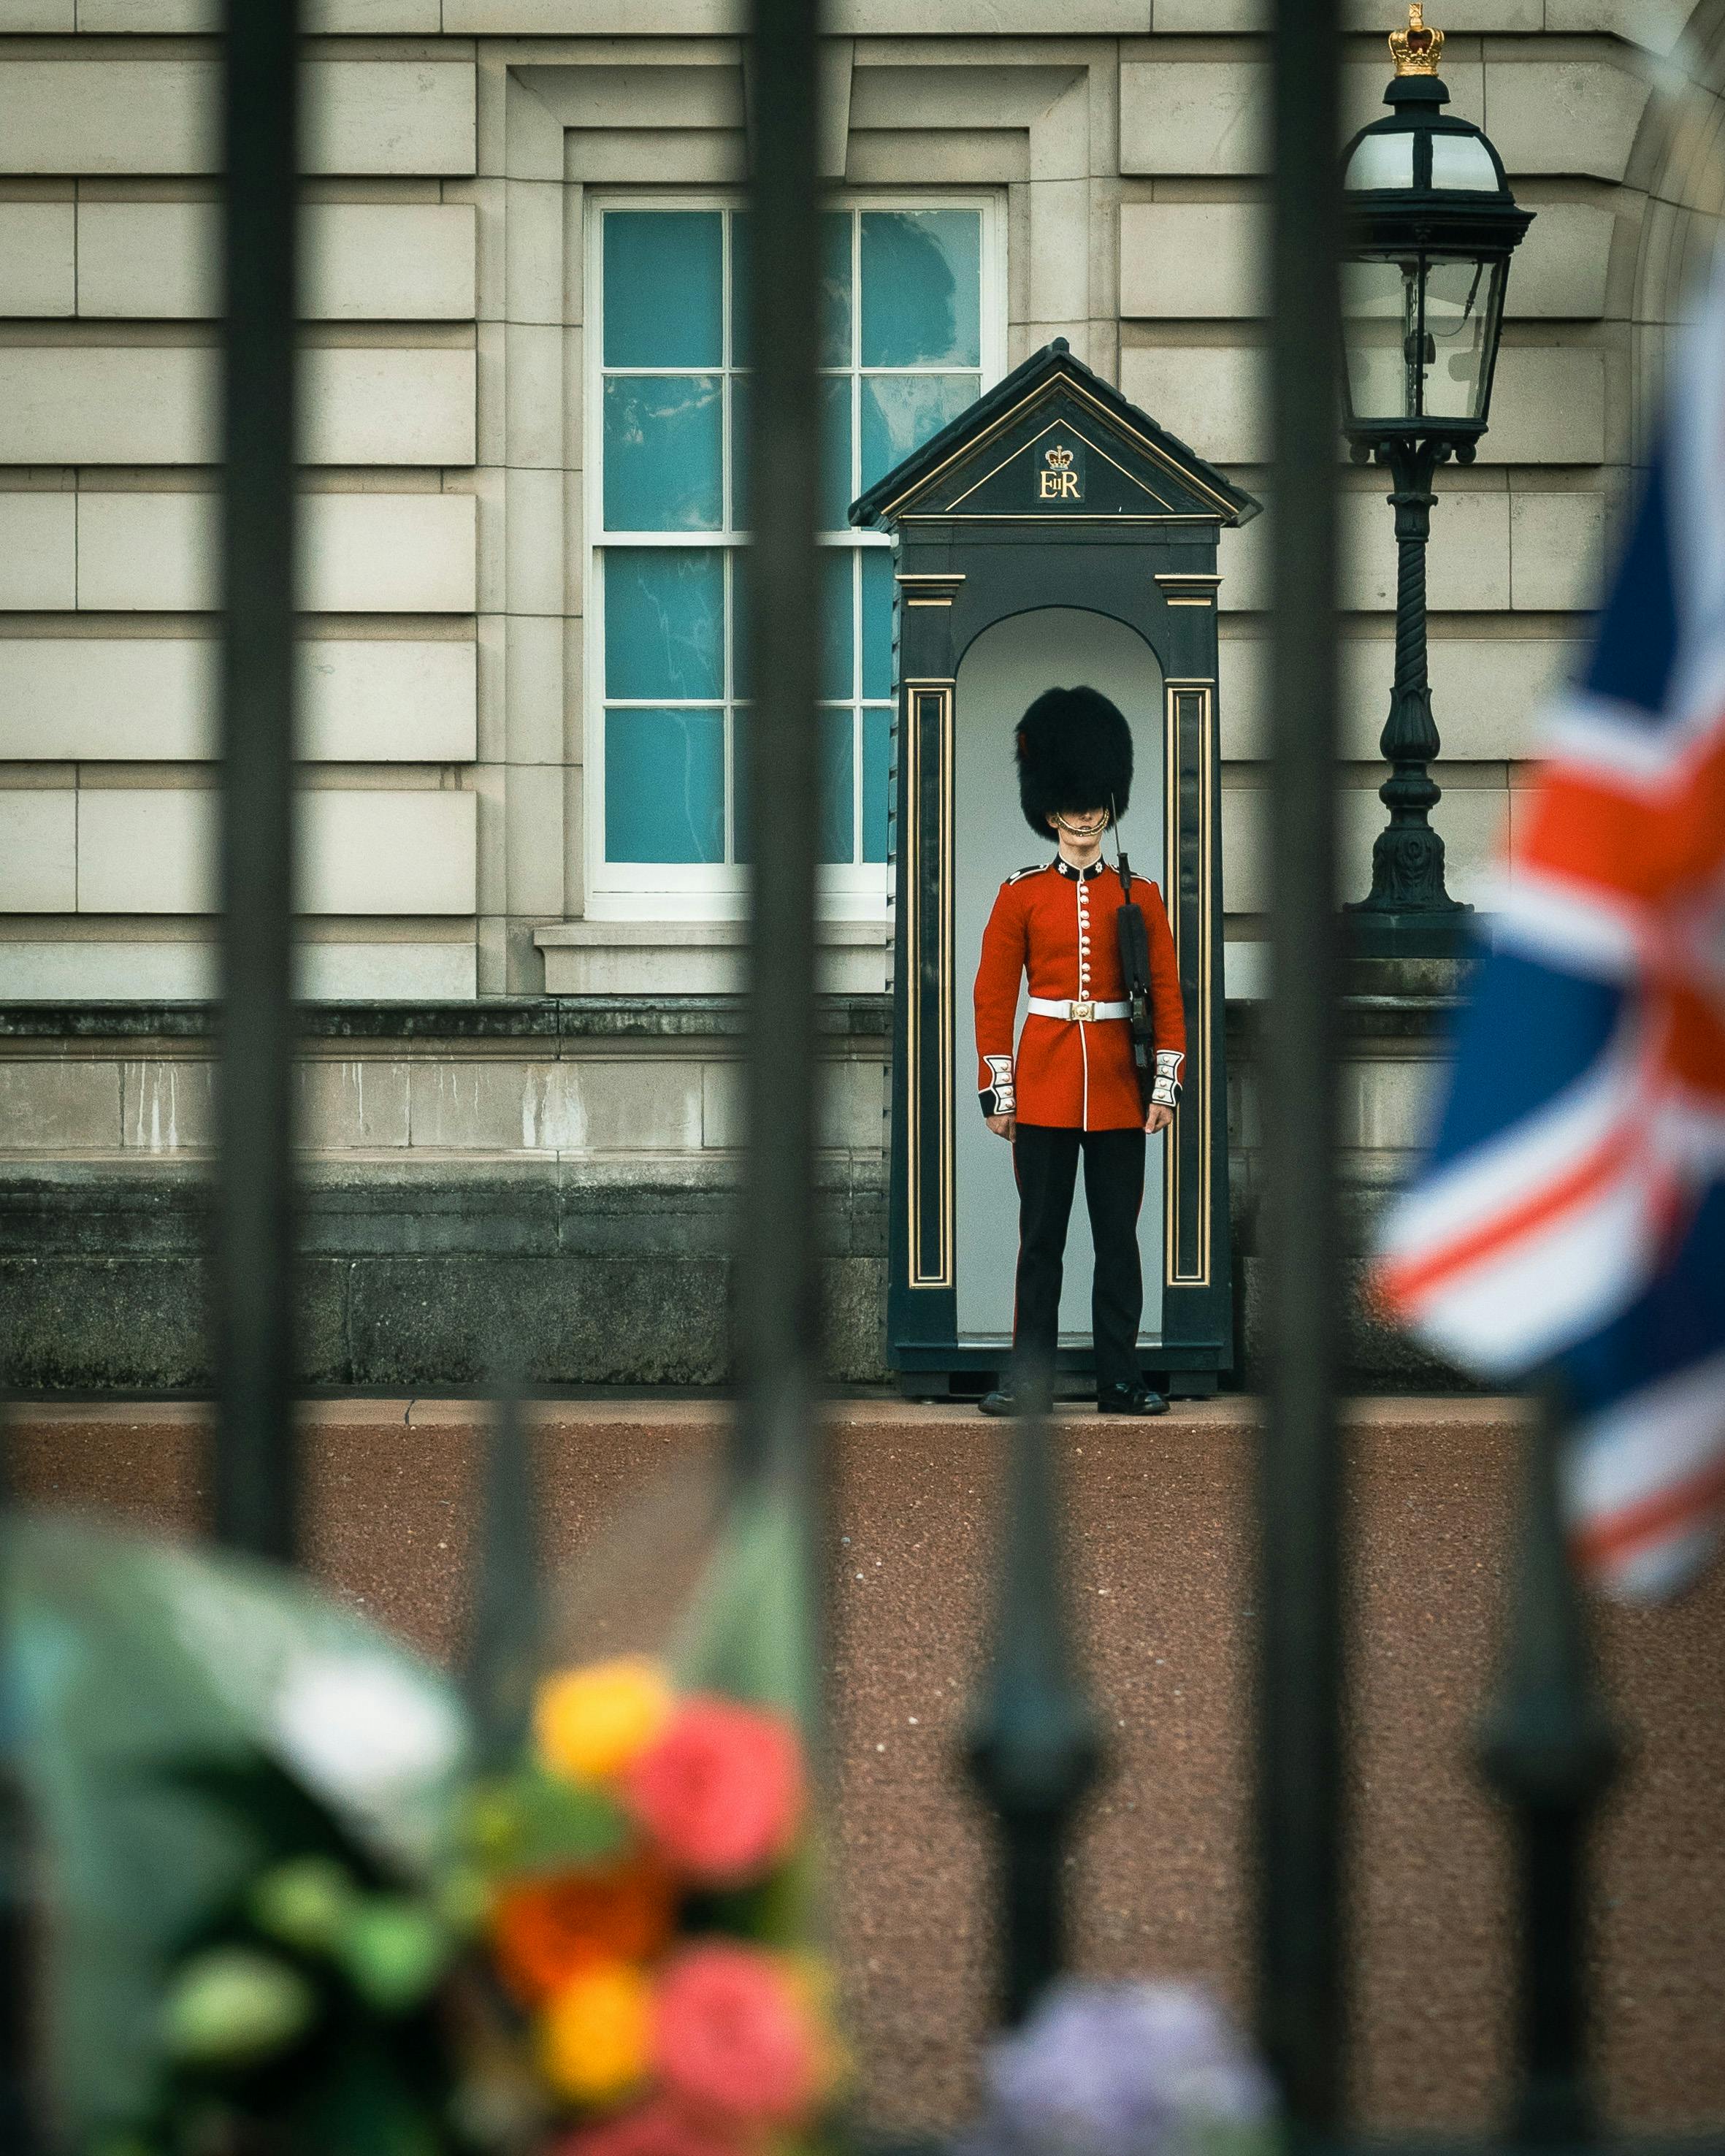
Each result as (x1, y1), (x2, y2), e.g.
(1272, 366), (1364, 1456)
(492, 1860), (677, 2008)
(539, 1958), (653, 2108)
(538, 1659), (674, 1785)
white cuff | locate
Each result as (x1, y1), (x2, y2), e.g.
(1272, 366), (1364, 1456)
(1150, 1050), (1184, 1107)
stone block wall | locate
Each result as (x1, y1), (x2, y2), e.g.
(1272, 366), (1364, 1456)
(3, 6), (1720, 1384)
(0, 5), (1720, 1006)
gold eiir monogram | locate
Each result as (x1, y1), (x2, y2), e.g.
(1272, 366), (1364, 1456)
(1038, 442), (1080, 500)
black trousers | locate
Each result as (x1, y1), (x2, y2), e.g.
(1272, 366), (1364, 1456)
(1010, 1122), (1147, 1398)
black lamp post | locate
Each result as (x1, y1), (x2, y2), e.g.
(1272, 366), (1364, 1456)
(1340, 5), (1532, 955)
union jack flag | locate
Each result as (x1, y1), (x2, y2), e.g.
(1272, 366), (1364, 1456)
(1377, 270), (1725, 1599)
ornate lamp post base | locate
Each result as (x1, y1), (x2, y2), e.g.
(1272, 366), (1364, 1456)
(1344, 433), (1476, 960)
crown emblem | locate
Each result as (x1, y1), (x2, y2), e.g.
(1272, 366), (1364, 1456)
(1389, 1), (1443, 75)
(1045, 443), (1074, 470)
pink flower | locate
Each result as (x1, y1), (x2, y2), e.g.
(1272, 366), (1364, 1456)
(553, 2097), (746, 2156)
(652, 1943), (823, 2128)
(622, 1700), (803, 1887)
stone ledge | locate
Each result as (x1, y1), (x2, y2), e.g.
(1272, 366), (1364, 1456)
(0, 993), (895, 1044)
(0, 967), (1461, 1047)
(535, 919), (892, 996)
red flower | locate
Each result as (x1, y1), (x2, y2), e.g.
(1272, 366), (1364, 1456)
(552, 2096), (746, 2156)
(651, 1943), (822, 2128)
(622, 1700), (803, 1887)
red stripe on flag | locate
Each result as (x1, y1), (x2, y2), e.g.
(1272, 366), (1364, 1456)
(1380, 1123), (1632, 1314)
(1572, 1448), (1725, 1577)
(1518, 726), (1725, 904)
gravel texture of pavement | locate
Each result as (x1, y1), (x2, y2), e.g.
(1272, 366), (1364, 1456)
(7, 1394), (1724, 2138)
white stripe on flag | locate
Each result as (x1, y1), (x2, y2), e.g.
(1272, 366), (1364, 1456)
(1380, 1038), (1640, 1263)
(1491, 871), (1645, 980)
(1401, 1158), (1661, 1376)
(1564, 1347), (1725, 1598)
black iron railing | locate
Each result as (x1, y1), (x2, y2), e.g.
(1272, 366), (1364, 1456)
(1260, 0), (1348, 2131)
(0, 2), (1710, 2152)
(213, 0), (304, 1564)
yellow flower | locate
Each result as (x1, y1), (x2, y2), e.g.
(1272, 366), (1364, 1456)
(538, 1958), (652, 2106)
(535, 1657), (673, 1785)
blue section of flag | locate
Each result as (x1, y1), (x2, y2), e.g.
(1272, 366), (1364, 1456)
(1418, 947), (1625, 1169)
(1561, 1188), (1725, 1416)
(1581, 435), (1680, 722)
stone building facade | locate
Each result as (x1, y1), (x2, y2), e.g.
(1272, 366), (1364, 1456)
(0, 1), (1720, 1386)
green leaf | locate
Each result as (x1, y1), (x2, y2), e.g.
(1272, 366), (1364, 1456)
(2, 1512), (470, 2142)
(249, 1857), (360, 1955)
(334, 1897), (452, 2016)
(161, 1946), (317, 2069)
(668, 1474), (816, 1724)
(282, 2034), (450, 2156)
(469, 1767), (630, 1877)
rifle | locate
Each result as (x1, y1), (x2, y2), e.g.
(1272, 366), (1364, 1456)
(1111, 797), (1158, 1114)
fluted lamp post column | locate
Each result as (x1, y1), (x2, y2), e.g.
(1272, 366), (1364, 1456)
(1340, 5), (1532, 956)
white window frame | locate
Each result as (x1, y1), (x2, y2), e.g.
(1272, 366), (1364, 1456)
(583, 188), (1007, 923)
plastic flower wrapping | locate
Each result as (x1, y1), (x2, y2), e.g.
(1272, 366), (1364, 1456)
(4, 1461), (839, 2156)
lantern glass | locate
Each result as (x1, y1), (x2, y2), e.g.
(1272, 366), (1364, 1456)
(1422, 253), (1503, 420)
(1342, 249), (1505, 430)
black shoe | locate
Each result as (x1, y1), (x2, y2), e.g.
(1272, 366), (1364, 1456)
(1097, 1382), (1168, 1416)
(978, 1388), (1017, 1417)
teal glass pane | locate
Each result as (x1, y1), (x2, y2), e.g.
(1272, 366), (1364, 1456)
(731, 212), (751, 367)
(820, 210), (853, 367)
(822, 550), (854, 701)
(862, 706), (892, 864)
(733, 707), (852, 863)
(730, 373), (750, 531)
(860, 210), (982, 367)
(860, 373), (977, 494)
(819, 708), (855, 865)
(732, 554), (751, 700)
(733, 706), (752, 866)
(604, 551), (723, 702)
(603, 376), (722, 532)
(603, 211), (721, 368)
(605, 706), (724, 863)
(860, 546), (894, 699)
(733, 211), (850, 368)
(820, 374), (853, 532)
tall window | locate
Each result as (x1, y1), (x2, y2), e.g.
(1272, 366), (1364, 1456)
(588, 198), (998, 911)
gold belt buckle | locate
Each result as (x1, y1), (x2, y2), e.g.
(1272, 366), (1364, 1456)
(1071, 998), (1095, 1022)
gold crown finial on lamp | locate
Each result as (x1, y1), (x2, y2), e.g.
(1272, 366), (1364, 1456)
(1389, 1), (1444, 74)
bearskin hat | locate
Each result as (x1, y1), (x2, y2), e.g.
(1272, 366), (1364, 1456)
(1014, 684), (1133, 841)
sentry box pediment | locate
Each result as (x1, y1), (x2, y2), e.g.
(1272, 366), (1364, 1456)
(849, 337), (1260, 533)
(849, 341), (1258, 1402)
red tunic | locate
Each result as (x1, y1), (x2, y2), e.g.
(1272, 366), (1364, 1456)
(973, 855), (1186, 1131)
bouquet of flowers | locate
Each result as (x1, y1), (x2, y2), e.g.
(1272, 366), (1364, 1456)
(467, 1652), (841, 2156)
(7, 1466), (840, 2156)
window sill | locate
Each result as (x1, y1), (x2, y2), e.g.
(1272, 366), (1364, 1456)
(535, 917), (890, 996)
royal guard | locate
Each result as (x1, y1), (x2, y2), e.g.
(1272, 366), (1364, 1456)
(973, 686), (1186, 1417)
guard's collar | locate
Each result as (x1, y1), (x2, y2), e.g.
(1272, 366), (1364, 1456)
(1054, 856), (1106, 882)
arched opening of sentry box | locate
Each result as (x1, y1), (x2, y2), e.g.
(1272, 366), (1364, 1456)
(953, 608), (1167, 1352)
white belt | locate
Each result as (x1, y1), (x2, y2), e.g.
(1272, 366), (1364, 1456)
(1026, 996), (1130, 1022)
